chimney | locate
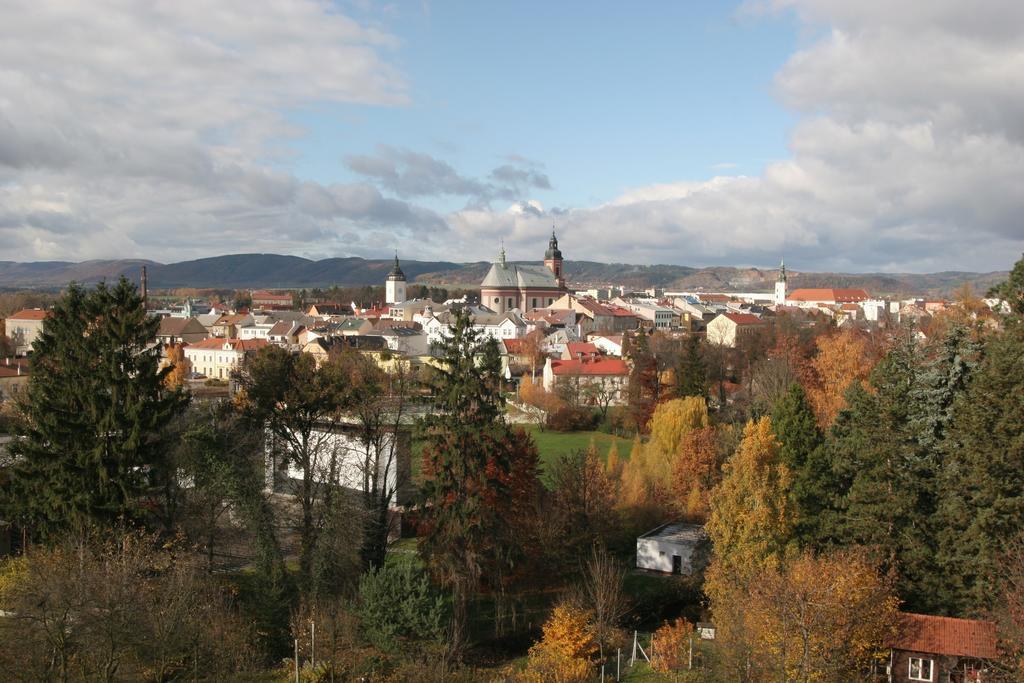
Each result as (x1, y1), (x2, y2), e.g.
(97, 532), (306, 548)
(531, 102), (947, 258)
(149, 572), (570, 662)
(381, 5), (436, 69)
(140, 265), (148, 307)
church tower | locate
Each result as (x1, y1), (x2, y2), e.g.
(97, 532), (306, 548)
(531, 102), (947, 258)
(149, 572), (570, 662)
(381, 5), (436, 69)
(775, 259), (787, 306)
(386, 252), (407, 304)
(544, 228), (565, 289)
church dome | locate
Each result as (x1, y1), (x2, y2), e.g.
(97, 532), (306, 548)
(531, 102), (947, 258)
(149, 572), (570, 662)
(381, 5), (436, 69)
(545, 229), (562, 260)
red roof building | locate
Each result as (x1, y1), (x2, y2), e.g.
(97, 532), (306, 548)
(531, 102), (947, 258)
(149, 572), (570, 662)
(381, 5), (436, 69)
(787, 288), (871, 304)
(888, 612), (998, 683)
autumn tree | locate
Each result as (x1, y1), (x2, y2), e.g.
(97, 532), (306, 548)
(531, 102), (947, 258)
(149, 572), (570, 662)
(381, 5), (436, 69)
(804, 329), (872, 428)
(6, 279), (189, 538)
(650, 618), (694, 673)
(164, 342), (192, 389)
(710, 548), (898, 682)
(670, 425), (727, 522)
(572, 545), (629, 659)
(548, 444), (617, 560)
(520, 603), (597, 683)
(707, 417), (793, 578)
(619, 397), (709, 511)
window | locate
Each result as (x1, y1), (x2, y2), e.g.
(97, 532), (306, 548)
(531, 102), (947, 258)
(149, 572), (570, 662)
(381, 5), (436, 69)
(909, 657), (933, 681)
(494, 297), (499, 304)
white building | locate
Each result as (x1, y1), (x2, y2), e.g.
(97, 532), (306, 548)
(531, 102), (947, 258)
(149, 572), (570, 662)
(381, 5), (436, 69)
(705, 312), (766, 348)
(636, 522), (707, 575)
(183, 338), (269, 380)
(774, 260), (787, 306)
(6, 309), (48, 355)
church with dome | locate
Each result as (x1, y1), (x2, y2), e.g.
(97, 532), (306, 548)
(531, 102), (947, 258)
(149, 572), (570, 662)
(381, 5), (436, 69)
(480, 230), (567, 313)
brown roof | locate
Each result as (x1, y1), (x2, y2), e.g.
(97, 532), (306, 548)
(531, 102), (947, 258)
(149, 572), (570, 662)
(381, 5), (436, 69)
(9, 309), (49, 321)
(158, 317), (205, 336)
(721, 312), (764, 325)
(502, 338), (527, 354)
(566, 342), (600, 356)
(890, 612), (998, 660)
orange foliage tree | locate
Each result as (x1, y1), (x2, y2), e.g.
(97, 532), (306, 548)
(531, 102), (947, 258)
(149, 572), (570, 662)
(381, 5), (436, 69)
(519, 603), (597, 683)
(709, 548), (899, 681)
(804, 329), (872, 428)
(650, 617), (695, 673)
(671, 425), (727, 522)
(164, 343), (191, 389)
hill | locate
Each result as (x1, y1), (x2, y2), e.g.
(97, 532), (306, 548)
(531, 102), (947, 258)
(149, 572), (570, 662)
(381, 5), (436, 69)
(0, 254), (1006, 299)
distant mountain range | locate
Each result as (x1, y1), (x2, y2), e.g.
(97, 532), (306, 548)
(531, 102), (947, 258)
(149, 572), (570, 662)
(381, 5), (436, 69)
(0, 254), (1007, 299)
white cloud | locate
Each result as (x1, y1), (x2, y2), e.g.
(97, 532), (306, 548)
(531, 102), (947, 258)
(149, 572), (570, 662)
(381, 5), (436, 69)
(449, 1), (1024, 272)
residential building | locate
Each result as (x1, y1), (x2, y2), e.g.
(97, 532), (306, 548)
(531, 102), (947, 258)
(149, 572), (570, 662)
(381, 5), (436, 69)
(480, 231), (567, 313)
(590, 334), (624, 357)
(887, 612), (997, 683)
(306, 303), (351, 317)
(209, 313), (252, 338)
(183, 338), (269, 380)
(250, 290), (293, 309)
(706, 312), (767, 348)
(6, 309), (49, 355)
(542, 355), (629, 405)
(156, 316), (209, 345)
(611, 298), (674, 329)
(267, 320), (305, 346)
(786, 288), (871, 307)
(0, 357), (30, 400)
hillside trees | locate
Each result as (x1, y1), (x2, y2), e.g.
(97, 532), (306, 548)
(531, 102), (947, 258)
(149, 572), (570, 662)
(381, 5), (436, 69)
(6, 278), (188, 537)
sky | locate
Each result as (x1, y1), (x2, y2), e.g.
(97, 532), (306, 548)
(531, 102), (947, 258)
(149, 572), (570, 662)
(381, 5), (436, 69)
(0, 0), (1022, 273)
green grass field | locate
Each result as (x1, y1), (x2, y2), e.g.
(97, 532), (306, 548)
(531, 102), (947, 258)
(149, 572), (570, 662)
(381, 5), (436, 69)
(517, 426), (630, 484)
(412, 426), (634, 488)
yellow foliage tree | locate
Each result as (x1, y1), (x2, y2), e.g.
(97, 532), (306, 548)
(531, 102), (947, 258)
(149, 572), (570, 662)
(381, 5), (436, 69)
(709, 548), (899, 681)
(519, 603), (598, 683)
(519, 376), (564, 423)
(805, 330), (871, 428)
(706, 417), (793, 583)
(605, 440), (621, 479)
(619, 398), (709, 511)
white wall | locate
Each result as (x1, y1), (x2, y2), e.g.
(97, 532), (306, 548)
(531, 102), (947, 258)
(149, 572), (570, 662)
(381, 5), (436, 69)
(636, 537), (698, 574)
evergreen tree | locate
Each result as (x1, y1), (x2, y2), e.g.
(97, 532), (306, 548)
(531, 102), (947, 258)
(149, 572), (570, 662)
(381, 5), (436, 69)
(989, 251), (1024, 316)
(7, 278), (188, 537)
(418, 309), (524, 653)
(770, 383), (826, 545)
(820, 341), (943, 611)
(625, 331), (659, 433)
(938, 324), (1024, 613)
(908, 325), (979, 454)
(675, 335), (707, 400)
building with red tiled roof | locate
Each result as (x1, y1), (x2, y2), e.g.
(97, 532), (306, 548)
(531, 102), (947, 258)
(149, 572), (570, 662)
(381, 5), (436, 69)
(6, 309), (50, 355)
(787, 288), (870, 305)
(250, 290), (294, 310)
(888, 612), (998, 683)
(562, 342), (600, 360)
(542, 355), (629, 406)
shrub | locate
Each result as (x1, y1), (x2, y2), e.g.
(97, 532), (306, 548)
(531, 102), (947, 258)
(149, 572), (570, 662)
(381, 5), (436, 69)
(547, 406), (599, 432)
(356, 557), (448, 652)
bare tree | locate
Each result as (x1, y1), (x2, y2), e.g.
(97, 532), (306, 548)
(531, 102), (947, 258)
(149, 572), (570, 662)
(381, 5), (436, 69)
(573, 545), (630, 659)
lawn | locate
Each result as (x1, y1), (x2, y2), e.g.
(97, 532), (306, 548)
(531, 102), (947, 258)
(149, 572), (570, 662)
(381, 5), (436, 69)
(412, 426), (633, 488)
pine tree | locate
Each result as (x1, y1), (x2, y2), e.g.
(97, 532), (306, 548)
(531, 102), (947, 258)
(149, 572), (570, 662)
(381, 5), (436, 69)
(770, 384), (825, 545)
(938, 324), (1024, 613)
(821, 340), (943, 611)
(7, 279), (188, 537)
(419, 308), (527, 653)
(675, 335), (707, 400)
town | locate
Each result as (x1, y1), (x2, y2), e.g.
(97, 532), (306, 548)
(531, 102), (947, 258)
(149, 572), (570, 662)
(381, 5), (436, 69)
(2, 0), (1022, 680)
(0, 231), (1019, 681)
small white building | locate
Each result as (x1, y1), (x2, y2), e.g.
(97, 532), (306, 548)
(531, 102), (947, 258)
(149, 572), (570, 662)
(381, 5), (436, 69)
(636, 522), (707, 575)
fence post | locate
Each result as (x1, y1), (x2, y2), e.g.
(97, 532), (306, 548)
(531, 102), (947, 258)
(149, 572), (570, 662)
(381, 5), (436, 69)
(630, 631), (637, 666)
(294, 638), (300, 683)
(617, 648), (621, 680)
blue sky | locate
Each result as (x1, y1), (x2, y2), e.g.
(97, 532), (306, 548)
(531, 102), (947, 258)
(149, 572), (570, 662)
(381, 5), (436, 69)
(2, 0), (1023, 272)
(287, 2), (800, 213)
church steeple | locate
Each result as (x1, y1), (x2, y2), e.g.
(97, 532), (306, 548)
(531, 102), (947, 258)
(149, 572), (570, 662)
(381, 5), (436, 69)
(385, 251), (406, 304)
(544, 226), (565, 288)
(774, 258), (787, 307)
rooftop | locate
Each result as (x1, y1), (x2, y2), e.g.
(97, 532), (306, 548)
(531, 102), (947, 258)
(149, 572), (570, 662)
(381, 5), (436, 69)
(890, 612), (997, 660)
(639, 522), (707, 545)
